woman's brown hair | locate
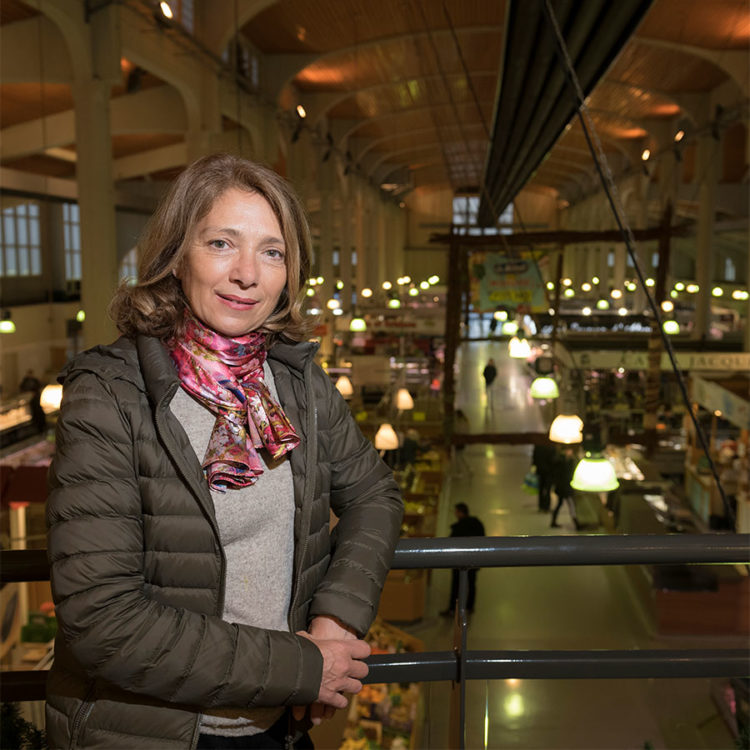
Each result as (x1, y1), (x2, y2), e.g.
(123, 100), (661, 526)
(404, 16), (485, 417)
(109, 153), (311, 343)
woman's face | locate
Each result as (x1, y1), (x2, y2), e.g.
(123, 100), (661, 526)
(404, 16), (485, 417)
(177, 188), (288, 337)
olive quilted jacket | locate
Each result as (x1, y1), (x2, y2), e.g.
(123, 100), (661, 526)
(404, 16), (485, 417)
(45, 335), (403, 749)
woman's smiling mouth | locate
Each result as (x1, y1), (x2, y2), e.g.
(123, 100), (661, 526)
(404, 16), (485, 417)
(217, 293), (259, 309)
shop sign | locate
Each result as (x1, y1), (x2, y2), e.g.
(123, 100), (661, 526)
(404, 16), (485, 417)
(560, 348), (750, 373)
(691, 376), (750, 429)
(475, 253), (546, 312)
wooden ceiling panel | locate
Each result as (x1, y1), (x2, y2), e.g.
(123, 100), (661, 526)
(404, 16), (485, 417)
(243, 0), (504, 54)
(352, 100), (493, 140)
(110, 134), (183, 159)
(590, 81), (680, 121)
(637, 0), (749, 49)
(1, 153), (75, 178)
(0, 82), (73, 129)
(609, 41), (728, 94)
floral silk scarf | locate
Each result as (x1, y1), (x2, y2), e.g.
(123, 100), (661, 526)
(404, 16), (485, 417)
(168, 312), (299, 491)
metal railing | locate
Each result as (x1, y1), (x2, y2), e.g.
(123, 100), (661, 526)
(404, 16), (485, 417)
(2, 535), (749, 748)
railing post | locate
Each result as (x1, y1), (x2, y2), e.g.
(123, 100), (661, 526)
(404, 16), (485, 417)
(449, 569), (469, 750)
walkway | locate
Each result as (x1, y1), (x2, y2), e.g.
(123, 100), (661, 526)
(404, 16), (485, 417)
(401, 340), (737, 749)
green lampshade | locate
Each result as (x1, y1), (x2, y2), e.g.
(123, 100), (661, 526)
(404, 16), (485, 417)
(571, 453), (619, 492)
(596, 298), (610, 310)
(501, 320), (518, 335)
(530, 376), (559, 399)
(387, 298), (401, 308)
(663, 320), (680, 335)
(349, 316), (367, 332)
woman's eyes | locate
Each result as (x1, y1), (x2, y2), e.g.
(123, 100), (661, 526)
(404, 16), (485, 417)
(265, 247), (285, 260)
(205, 240), (284, 259)
(208, 239), (229, 250)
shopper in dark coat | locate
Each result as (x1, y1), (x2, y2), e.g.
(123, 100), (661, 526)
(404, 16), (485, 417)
(46, 154), (403, 750)
(441, 503), (485, 615)
(532, 442), (557, 512)
(550, 447), (579, 529)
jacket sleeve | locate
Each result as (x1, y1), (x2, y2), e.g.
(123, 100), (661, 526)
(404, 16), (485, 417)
(307, 372), (404, 636)
(47, 370), (322, 709)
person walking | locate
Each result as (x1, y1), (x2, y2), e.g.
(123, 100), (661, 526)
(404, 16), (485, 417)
(482, 358), (497, 409)
(440, 503), (485, 616)
(550, 447), (580, 529)
(532, 441), (557, 512)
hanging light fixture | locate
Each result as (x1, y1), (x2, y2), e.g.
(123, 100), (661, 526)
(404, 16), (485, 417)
(571, 452), (619, 492)
(0, 311), (16, 334)
(360, 287), (373, 298)
(76, 309), (86, 322)
(530, 376), (559, 400)
(349, 316), (367, 332)
(508, 337), (531, 358)
(335, 376), (354, 398)
(501, 320), (518, 335)
(374, 423), (399, 451)
(494, 310), (508, 322)
(387, 298), (401, 309)
(395, 387), (414, 410)
(663, 320), (680, 335)
(549, 414), (583, 444)
(40, 384), (63, 413)
(596, 298), (610, 310)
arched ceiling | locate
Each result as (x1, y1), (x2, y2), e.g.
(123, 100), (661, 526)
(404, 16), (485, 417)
(0, 0), (747, 219)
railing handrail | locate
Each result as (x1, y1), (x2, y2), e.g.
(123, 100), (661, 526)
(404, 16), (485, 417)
(3, 534), (749, 583)
(3, 536), (749, 722)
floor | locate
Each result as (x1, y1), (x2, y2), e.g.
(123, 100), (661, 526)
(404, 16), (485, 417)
(399, 338), (740, 750)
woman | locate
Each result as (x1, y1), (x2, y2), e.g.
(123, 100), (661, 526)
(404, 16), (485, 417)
(45, 154), (403, 749)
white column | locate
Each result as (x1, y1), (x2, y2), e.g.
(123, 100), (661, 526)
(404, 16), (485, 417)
(692, 131), (721, 340)
(73, 6), (120, 348)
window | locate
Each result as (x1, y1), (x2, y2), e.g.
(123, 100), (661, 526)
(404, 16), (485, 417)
(120, 247), (138, 283)
(452, 195), (511, 236)
(724, 257), (736, 282)
(0, 202), (42, 277)
(63, 203), (82, 281)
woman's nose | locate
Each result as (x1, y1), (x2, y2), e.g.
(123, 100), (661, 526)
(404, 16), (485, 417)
(229, 248), (259, 287)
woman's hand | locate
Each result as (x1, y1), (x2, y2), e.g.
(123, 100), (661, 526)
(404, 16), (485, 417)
(293, 624), (370, 724)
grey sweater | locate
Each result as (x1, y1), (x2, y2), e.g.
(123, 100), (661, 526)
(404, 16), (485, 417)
(169, 363), (294, 737)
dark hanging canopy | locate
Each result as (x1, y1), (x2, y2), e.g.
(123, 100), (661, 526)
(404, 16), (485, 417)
(478, 0), (654, 226)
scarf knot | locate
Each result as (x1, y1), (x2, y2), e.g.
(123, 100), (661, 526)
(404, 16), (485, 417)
(168, 312), (299, 491)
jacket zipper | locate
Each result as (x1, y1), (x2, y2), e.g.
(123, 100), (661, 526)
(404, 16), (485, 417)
(68, 683), (96, 749)
(153, 388), (226, 749)
(288, 360), (318, 629)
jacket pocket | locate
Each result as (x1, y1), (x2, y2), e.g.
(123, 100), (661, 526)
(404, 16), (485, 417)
(68, 682), (96, 750)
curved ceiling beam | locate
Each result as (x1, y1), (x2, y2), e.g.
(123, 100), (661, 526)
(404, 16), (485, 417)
(267, 25), (503, 101)
(367, 139), (486, 180)
(636, 36), (749, 96)
(603, 78), (703, 124)
(0, 15), (72, 83)
(355, 122), (488, 161)
(301, 70), (497, 126)
(335, 99), (495, 146)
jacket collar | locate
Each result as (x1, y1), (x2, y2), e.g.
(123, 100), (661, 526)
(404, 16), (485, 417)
(267, 339), (319, 376)
(136, 335), (179, 407)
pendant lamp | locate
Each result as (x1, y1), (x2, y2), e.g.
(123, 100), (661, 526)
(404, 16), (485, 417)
(40, 384), (63, 413)
(549, 414), (583, 444)
(508, 336), (531, 359)
(662, 320), (680, 335)
(349, 316), (367, 332)
(395, 387), (414, 410)
(571, 452), (620, 492)
(530, 376), (559, 400)
(374, 423), (399, 451)
(335, 375), (354, 399)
